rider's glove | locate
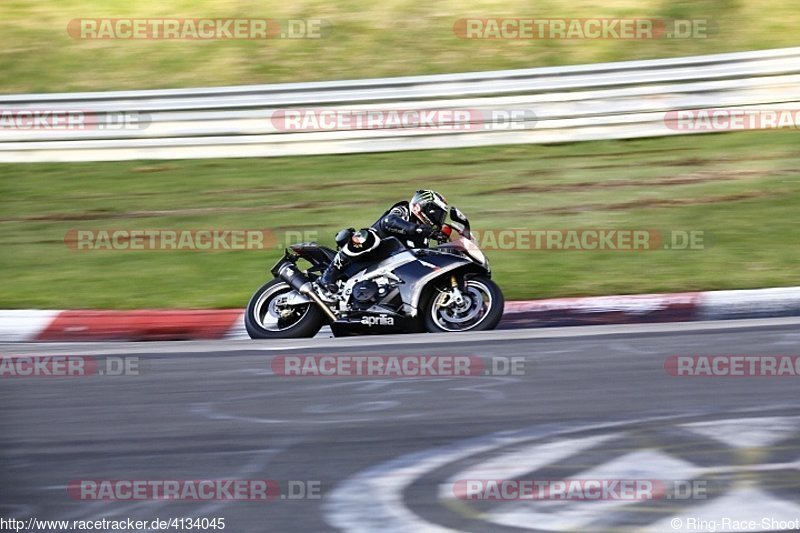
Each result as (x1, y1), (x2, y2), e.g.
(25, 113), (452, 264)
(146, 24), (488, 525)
(416, 224), (437, 237)
(428, 224), (452, 242)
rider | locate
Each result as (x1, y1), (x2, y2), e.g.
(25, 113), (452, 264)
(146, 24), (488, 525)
(317, 190), (452, 295)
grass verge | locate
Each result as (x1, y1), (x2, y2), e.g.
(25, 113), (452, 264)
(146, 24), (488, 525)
(1, 0), (799, 93)
(2, 130), (799, 309)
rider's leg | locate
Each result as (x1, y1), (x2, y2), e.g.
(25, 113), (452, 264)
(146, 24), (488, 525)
(318, 228), (381, 293)
(318, 250), (349, 292)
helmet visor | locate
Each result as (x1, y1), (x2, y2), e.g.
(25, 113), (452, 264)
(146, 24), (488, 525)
(424, 205), (447, 226)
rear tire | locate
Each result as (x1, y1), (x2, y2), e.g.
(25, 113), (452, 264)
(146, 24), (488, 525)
(245, 279), (325, 339)
(423, 276), (504, 333)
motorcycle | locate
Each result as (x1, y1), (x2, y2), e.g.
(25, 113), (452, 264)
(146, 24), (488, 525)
(244, 207), (504, 338)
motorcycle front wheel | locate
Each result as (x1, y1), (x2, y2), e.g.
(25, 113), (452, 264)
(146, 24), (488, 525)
(245, 279), (326, 339)
(423, 276), (504, 333)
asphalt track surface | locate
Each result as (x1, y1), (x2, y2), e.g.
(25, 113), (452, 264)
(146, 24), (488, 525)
(2, 318), (800, 532)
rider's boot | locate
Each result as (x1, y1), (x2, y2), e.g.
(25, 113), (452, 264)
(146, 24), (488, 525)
(315, 252), (350, 301)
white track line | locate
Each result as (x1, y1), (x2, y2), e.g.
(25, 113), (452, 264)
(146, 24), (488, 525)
(3, 317), (800, 356)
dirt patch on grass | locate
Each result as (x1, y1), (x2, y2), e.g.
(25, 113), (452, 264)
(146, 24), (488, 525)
(538, 191), (779, 214)
(201, 174), (478, 196)
(538, 147), (693, 160)
(488, 169), (794, 195)
(0, 204), (320, 222)
(131, 164), (178, 173)
(479, 189), (781, 216)
(534, 147), (799, 174)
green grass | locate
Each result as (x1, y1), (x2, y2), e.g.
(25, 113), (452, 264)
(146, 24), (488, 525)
(0, 0), (798, 93)
(2, 130), (799, 309)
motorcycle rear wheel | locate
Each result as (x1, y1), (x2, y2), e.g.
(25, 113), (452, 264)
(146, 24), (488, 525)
(245, 279), (326, 339)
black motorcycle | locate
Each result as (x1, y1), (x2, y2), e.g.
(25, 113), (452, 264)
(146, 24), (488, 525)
(245, 208), (504, 338)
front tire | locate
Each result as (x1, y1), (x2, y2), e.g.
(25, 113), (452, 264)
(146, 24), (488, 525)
(423, 276), (504, 333)
(245, 279), (325, 339)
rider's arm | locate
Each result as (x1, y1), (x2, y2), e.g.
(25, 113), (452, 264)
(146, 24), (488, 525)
(380, 205), (435, 238)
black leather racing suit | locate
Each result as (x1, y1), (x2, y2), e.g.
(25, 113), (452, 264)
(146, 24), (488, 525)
(318, 201), (443, 290)
(371, 201), (438, 248)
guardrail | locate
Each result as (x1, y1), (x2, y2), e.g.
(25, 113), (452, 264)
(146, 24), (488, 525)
(1, 47), (799, 162)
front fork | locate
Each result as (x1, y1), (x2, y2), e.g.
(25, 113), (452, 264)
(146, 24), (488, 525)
(440, 274), (468, 308)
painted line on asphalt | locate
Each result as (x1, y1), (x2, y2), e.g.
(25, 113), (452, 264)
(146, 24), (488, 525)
(2, 316), (800, 356)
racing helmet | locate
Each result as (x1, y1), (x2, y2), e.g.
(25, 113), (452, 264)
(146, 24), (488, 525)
(409, 190), (449, 227)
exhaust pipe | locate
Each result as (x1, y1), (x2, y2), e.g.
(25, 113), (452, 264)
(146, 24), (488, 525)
(277, 264), (337, 322)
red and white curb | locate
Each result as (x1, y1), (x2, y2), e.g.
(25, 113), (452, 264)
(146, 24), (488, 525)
(0, 309), (243, 342)
(1, 286), (799, 342)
